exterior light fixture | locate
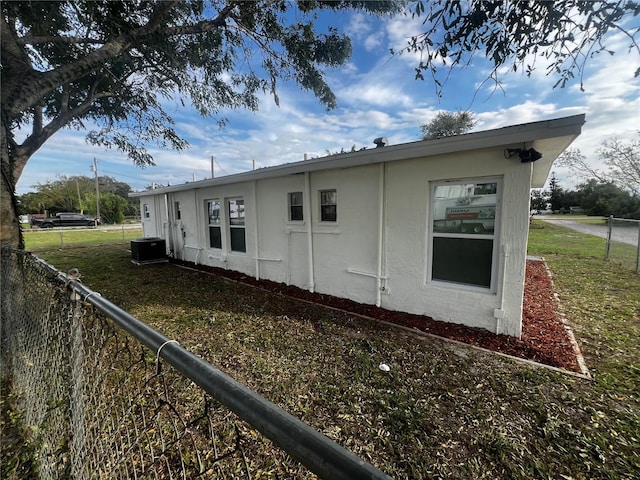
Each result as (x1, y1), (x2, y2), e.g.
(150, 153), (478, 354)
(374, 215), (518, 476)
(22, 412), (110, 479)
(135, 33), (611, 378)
(504, 147), (543, 163)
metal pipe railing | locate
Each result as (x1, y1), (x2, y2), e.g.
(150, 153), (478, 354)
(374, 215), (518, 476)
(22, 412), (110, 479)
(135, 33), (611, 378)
(605, 215), (640, 273)
(38, 254), (392, 480)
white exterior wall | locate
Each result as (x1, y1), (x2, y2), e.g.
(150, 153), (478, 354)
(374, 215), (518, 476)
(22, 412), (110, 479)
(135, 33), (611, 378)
(136, 148), (533, 337)
(166, 190), (201, 262)
(308, 166), (381, 306)
(383, 147), (530, 337)
(185, 183), (258, 275)
(140, 197), (164, 239)
(253, 175), (308, 286)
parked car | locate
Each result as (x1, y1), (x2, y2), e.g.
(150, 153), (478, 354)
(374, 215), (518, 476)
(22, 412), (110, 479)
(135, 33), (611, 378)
(31, 212), (100, 228)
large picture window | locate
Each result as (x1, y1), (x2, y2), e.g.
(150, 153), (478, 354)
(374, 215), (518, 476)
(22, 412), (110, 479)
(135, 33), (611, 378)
(207, 199), (221, 249)
(228, 198), (246, 253)
(430, 179), (500, 289)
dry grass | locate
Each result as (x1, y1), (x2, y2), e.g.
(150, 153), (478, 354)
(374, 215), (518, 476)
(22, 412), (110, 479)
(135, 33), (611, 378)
(26, 231), (639, 479)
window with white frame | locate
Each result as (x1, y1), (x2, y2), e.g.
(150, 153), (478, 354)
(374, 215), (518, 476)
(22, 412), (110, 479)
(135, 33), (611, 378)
(288, 192), (303, 221)
(228, 198), (246, 252)
(319, 189), (337, 222)
(207, 199), (222, 249)
(429, 179), (500, 289)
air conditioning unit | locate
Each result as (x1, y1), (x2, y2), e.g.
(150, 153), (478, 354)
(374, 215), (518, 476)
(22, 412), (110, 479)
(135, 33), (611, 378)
(130, 237), (168, 265)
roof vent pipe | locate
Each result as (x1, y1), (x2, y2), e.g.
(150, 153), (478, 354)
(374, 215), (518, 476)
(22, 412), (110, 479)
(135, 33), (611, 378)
(373, 137), (388, 148)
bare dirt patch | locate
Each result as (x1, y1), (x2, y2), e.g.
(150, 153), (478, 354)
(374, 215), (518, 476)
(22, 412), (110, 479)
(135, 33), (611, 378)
(172, 259), (582, 373)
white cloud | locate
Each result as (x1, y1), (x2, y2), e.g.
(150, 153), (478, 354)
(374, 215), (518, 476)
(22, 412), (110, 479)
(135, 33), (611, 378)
(385, 10), (426, 60)
(346, 13), (372, 39)
(345, 12), (387, 53)
(14, 9), (639, 197)
(338, 81), (414, 108)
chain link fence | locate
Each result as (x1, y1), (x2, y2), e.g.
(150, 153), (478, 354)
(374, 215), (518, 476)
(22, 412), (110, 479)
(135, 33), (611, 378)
(605, 216), (640, 273)
(1, 247), (390, 480)
(23, 225), (142, 250)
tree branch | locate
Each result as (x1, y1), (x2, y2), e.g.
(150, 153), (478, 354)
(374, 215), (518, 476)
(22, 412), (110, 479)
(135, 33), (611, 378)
(3, 1), (181, 117)
(0, 15), (39, 107)
(13, 89), (112, 180)
(17, 35), (106, 46)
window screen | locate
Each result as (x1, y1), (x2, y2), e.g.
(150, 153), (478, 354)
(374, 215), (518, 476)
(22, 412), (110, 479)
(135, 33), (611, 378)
(207, 199), (221, 249)
(320, 190), (337, 222)
(432, 237), (494, 288)
(228, 198), (246, 252)
(288, 192), (303, 221)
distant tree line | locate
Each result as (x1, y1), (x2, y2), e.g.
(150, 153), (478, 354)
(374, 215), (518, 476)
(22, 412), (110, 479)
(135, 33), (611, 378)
(532, 173), (640, 219)
(17, 176), (138, 224)
(532, 136), (640, 219)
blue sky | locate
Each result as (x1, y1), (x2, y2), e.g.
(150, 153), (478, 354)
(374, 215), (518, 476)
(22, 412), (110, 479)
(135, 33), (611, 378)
(15, 8), (640, 195)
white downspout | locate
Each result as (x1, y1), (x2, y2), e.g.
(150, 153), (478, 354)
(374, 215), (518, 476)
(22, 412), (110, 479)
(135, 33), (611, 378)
(163, 194), (170, 256)
(376, 163), (386, 307)
(194, 189), (201, 265)
(304, 172), (315, 293)
(286, 229), (292, 285)
(494, 244), (509, 335)
(253, 181), (261, 280)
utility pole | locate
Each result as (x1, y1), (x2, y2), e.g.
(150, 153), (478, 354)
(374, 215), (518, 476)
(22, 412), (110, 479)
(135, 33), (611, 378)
(75, 179), (82, 213)
(211, 155), (215, 178)
(92, 158), (100, 226)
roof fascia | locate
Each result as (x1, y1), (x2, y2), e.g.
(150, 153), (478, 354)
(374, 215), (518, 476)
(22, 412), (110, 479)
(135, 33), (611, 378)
(130, 114), (585, 198)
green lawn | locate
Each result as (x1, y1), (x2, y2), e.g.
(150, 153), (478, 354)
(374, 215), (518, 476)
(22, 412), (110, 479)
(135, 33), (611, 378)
(528, 220), (639, 398)
(528, 219), (607, 257)
(8, 221), (640, 479)
(22, 225), (142, 250)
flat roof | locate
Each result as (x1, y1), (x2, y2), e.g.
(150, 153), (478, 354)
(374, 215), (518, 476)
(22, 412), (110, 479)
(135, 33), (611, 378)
(131, 113), (585, 197)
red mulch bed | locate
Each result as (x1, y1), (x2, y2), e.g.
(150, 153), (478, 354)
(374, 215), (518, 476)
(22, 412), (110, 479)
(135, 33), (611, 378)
(172, 259), (582, 373)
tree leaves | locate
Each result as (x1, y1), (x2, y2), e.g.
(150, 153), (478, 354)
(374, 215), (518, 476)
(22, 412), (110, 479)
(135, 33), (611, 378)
(420, 110), (475, 140)
(403, 0), (640, 95)
(1, 0), (396, 177)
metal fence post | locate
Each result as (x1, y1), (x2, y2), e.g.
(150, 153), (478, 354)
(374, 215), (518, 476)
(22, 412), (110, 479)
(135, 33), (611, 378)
(69, 303), (88, 480)
(605, 215), (613, 260)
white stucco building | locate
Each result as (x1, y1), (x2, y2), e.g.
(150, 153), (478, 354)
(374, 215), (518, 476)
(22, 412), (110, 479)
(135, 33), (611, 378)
(131, 114), (585, 338)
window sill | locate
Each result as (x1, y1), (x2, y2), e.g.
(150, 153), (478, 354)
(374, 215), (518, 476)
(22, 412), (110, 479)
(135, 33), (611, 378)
(427, 279), (496, 294)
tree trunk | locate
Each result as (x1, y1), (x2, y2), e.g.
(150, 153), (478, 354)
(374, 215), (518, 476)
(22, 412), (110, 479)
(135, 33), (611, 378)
(1, 116), (22, 249)
(0, 175), (20, 249)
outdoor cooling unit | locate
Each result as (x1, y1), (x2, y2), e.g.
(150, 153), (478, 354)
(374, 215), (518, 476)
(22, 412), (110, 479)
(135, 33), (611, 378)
(130, 237), (168, 265)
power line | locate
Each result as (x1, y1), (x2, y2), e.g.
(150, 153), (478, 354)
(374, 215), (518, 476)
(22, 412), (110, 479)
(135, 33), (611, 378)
(99, 168), (149, 182)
